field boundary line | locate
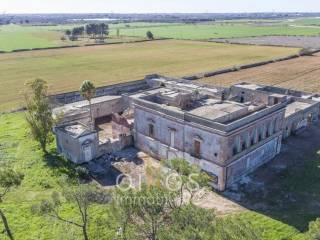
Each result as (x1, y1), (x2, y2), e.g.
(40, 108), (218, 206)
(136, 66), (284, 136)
(0, 38), (172, 54)
(185, 49), (320, 81)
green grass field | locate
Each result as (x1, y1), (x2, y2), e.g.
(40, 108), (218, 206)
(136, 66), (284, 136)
(0, 24), (76, 51)
(113, 23), (320, 40)
(1, 20), (320, 51)
(0, 112), (314, 239)
(287, 17), (320, 26)
(0, 112), (117, 239)
(0, 24), (143, 51)
(0, 40), (299, 111)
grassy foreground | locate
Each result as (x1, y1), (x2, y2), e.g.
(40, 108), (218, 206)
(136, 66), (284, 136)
(0, 40), (298, 111)
(0, 112), (118, 239)
(0, 112), (313, 239)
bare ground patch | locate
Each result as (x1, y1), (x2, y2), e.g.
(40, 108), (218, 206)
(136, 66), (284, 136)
(212, 36), (320, 49)
(199, 52), (320, 93)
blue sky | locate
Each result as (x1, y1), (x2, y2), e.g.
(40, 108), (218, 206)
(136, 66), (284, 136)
(1, 0), (320, 14)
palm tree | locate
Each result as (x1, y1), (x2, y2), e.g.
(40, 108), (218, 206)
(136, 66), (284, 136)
(80, 80), (96, 128)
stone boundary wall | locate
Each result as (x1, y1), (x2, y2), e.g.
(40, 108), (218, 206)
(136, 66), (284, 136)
(50, 79), (149, 106)
(183, 49), (320, 81)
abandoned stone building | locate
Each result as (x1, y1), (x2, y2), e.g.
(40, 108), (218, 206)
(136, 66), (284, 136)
(52, 75), (320, 191)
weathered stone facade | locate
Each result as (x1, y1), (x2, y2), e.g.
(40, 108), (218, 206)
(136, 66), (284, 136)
(53, 74), (320, 190)
(131, 82), (285, 190)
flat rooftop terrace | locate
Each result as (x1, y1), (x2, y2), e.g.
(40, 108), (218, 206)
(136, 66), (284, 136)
(135, 88), (271, 124)
(57, 122), (93, 138)
(53, 95), (122, 116)
(188, 100), (249, 122)
(285, 101), (313, 118)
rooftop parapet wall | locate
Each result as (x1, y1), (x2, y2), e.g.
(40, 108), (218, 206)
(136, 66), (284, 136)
(49, 79), (149, 106)
(133, 97), (287, 134)
(291, 96), (320, 105)
(261, 85), (313, 98)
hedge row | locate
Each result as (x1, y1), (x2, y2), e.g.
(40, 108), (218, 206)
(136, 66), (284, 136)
(183, 53), (305, 80)
(0, 38), (171, 54)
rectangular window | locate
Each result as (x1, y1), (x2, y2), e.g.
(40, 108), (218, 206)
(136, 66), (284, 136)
(170, 130), (175, 147)
(149, 124), (154, 138)
(194, 140), (201, 158)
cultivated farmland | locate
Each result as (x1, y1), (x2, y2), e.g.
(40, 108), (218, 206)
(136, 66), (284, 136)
(199, 52), (320, 92)
(0, 40), (299, 111)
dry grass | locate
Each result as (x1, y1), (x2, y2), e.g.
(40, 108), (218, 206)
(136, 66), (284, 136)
(0, 40), (298, 111)
(199, 53), (320, 93)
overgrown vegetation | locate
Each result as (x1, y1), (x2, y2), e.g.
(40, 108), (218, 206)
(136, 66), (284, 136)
(25, 79), (54, 153)
(1, 112), (320, 239)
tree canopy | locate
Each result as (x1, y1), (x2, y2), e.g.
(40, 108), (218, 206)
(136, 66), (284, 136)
(25, 78), (54, 153)
(0, 169), (24, 240)
(146, 31), (154, 40)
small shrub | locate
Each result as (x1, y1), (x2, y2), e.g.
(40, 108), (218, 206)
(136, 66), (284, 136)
(75, 166), (90, 181)
(146, 31), (154, 40)
(39, 179), (52, 189)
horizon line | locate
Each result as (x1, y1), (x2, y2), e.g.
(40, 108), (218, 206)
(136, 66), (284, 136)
(3, 11), (320, 15)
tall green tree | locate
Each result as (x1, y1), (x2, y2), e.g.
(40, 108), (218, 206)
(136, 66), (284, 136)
(85, 24), (109, 40)
(146, 31), (154, 40)
(25, 78), (54, 153)
(0, 169), (24, 240)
